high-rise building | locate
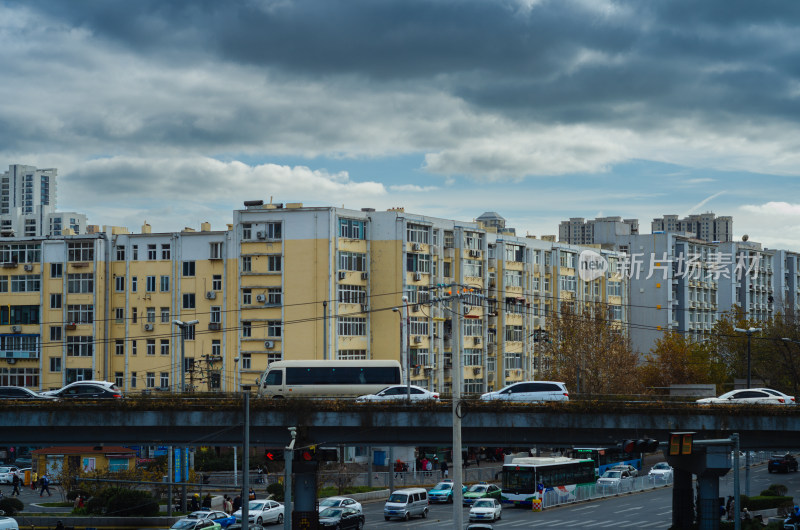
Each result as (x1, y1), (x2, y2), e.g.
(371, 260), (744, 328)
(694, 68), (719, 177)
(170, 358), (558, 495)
(651, 213), (733, 243)
(558, 217), (639, 245)
(0, 164), (88, 237)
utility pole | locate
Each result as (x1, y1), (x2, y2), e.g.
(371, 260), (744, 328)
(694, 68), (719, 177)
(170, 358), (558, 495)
(451, 288), (464, 529)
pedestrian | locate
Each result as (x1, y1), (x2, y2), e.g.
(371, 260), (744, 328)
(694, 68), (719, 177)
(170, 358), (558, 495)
(39, 474), (51, 497)
(248, 487), (255, 500)
(31, 471), (37, 490)
(223, 495), (233, 514)
(726, 496), (734, 521)
(440, 460), (449, 479)
(202, 492), (212, 509)
(233, 494), (242, 513)
(11, 472), (20, 496)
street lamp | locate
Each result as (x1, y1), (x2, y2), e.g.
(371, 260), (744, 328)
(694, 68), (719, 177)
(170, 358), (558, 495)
(392, 296), (411, 401)
(173, 319), (199, 392)
(782, 337), (800, 346)
(733, 327), (761, 389)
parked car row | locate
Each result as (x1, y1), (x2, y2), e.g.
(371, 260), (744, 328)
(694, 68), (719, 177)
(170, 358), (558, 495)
(0, 381), (123, 400)
(357, 381), (570, 403)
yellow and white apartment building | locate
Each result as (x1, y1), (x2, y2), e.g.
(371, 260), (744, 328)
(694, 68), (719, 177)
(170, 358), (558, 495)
(0, 203), (627, 394)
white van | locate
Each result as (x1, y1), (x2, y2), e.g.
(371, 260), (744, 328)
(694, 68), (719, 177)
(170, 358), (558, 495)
(384, 488), (428, 521)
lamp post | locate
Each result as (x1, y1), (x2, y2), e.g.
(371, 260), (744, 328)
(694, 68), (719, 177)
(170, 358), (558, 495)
(173, 319), (199, 392)
(782, 337), (800, 347)
(392, 296), (411, 401)
(733, 327), (761, 389)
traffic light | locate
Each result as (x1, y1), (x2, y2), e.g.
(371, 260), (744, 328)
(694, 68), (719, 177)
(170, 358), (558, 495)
(293, 446), (339, 462)
(621, 438), (659, 454)
(264, 449), (284, 462)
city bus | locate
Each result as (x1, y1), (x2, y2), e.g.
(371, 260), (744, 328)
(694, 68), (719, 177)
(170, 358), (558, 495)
(256, 360), (402, 398)
(566, 447), (642, 477)
(501, 456), (596, 507)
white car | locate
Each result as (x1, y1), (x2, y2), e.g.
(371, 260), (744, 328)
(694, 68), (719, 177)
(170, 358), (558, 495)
(648, 462), (673, 482)
(480, 381), (569, 402)
(318, 496), (362, 513)
(355, 385), (439, 402)
(0, 514), (19, 530)
(696, 388), (796, 405)
(596, 469), (634, 492)
(0, 467), (20, 485)
(233, 500), (284, 526)
(611, 464), (638, 478)
(469, 498), (502, 522)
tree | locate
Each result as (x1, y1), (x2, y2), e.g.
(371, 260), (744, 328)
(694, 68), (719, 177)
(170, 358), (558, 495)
(541, 302), (642, 395)
(640, 331), (727, 392)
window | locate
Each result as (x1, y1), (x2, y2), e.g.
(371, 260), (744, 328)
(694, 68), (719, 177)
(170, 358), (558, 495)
(560, 251), (576, 268)
(210, 242), (223, 259)
(463, 259), (482, 277)
(242, 321), (252, 337)
(558, 276), (577, 292)
(609, 305), (622, 320)
(146, 339), (156, 356)
(115, 276), (125, 291)
(160, 275), (170, 292)
(337, 317), (366, 336)
(504, 245), (524, 262)
(504, 270), (523, 288)
(267, 287), (282, 305)
(66, 336), (93, 357)
(242, 289), (252, 305)
(463, 319), (483, 336)
(264, 222), (282, 239)
(132, 245), (138, 260)
(50, 293), (62, 309)
(242, 223), (252, 240)
(183, 293), (196, 309)
(338, 285), (366, 304)
(11, 275), (40, 292)
(49, 357), (61, 372)
(409, 317), (428, 336)
(242, 354), (251, 370)
(67, 273), (93, 293)
(267, 255), (282, 272)
(115, 340), (124, 356)
(146, 307), (156, 323)
(0, 276), (6, 293)
(406, 253), (431, 273)
(146, 372), (155, 388)
(210, 306), (221, 323)
(50, 326), (62, 341)
(160, 372), (169, 388)
(339, 218), (366, 239)
(444, 231), (455, 248)
(211, 340), (221, 357)
(132, 307), (138, 324)
(146, 275), (156, 292)
(131, 371), (137, 388)
(505, 325), (523, 342)
(339, 251), (367, 271)
(131, 276), (137, 292)
(407, 223), (430, 244)
(116, 246), (126, 260)
(51, 263), (63, 278)
(115, 372), (124, 387)
(242, 256), (252, 272)
(160, 339), (169, 356)
(464, 348), (482, 366)
(131, 340), (137, 356)
(212, 275), (222, 291)
(608, 281), (621, 297)
(161, 307), (170, 323)
(443, 261), (452, 277)
(182, 261), (195, 277)
(161, 244), (171, 259)
(67, 241), (94, 262)
(67, 304), (93, 324)
(147, 244), (157, 260)
(464, 231), (482, 250)
(267, 320), (282, 338)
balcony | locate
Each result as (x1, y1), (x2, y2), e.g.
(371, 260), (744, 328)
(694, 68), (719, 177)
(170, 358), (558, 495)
(2, 350), (39, 360)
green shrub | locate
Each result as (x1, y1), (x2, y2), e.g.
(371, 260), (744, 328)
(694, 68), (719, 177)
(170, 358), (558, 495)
(267, 482), (284, 502)
(0, 497), (24, 515)
(761, 484), (788, 497)
(741, 495), (793, 511)
(105, 488), (159, 517)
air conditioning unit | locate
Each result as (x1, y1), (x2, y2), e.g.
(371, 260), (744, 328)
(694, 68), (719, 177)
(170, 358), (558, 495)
(412, 243), (422, 252)
(488, 372), (495, 382)
(413, 272), (422, 281)
(208, 322), (221, 331)
(10, 325), (20, 333)
(206, 291), (217, 300)
(144, 323), (154, 331)
(264, 340), (275, 349)
(431, 245), (440, 255)
(256, 294), (267, 303)
(472, 367), (481, 375)
(469, 249), (481, 258)
(361, 272), (369, 280)
(23, 264), (33, 271)
(413, 335), (423, 344)
(6, 358), (15, 364)
(338, 271), (347, 280)
(360, 304), (369, 313)
(473, 336), (481, 345)
(412, 304), (420, 313)
(256, 231), (266, 240)
(514, 369), (522, 376)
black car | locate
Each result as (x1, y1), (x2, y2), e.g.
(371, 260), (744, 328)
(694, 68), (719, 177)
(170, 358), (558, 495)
(319, 507), (364, 530)
(768, 453), (798, 473)
(0, 386), (55, 400)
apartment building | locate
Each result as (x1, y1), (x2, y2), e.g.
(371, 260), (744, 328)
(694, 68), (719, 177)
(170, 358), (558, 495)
(651, 213), (733, 243)
(558, 217), (639, 245)
(0, 202), (628, 394)
(0, 164), (88, 237)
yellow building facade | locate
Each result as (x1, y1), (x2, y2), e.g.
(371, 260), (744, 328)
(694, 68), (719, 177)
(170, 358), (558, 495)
(0, 203), (627, 394)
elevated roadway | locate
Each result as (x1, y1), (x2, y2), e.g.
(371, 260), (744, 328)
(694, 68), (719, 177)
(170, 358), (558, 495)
(3, 397), (797, 448)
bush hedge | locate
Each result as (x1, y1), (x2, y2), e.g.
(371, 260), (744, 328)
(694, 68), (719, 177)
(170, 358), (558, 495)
(742, 495), (793, 511)
(85, 486), (159, 517)
(0, 497), (24, 515)
(761, 484), (788, 497)
(267, 482), (284, 501)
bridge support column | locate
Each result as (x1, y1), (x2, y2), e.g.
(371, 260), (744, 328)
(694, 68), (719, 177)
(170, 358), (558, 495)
(697, 471), (722, 530)
(673, 467), (694, 529)
(292, 460), (319, 529)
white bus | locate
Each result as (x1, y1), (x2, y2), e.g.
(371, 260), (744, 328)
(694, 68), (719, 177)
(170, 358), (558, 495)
(501, 456), (595, 506)
(256, 360), (402, 398)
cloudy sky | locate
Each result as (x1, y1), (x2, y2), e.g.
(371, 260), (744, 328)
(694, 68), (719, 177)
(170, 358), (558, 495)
(3, 0), (800, 248)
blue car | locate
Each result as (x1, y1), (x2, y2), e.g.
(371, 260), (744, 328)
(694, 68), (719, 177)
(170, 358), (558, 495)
(428, 479), (467, 503)
(185, 510), (236, 528)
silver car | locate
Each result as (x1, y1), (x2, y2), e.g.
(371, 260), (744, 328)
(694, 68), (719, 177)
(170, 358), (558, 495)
(480, 381), (569, 402)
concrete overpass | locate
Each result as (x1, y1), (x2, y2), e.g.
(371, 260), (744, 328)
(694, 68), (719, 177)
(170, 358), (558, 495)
(3, 397), (797, 449)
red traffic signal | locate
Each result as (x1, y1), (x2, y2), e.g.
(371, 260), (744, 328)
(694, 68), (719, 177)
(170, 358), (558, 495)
(622, 439), (636, 454)
(264, 449), (284, 462)
(622, 438), (659, 454)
